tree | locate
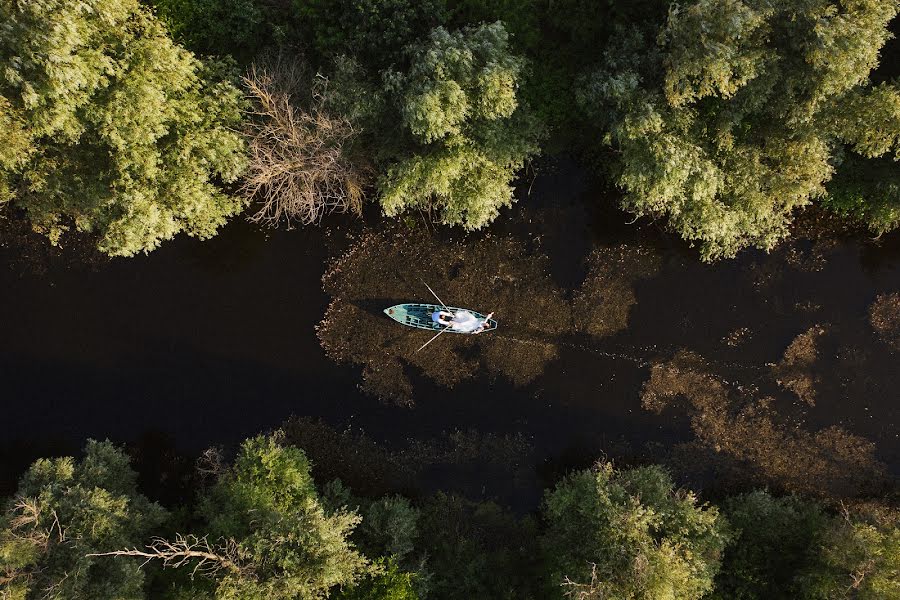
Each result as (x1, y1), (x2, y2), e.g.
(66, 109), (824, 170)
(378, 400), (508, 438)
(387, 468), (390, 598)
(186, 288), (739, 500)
(241, 62), (368, 227)
(356, 496), (420, 566)
(0, 97), (32, 205)
(0, 0), (247, 256)
(580, 0), (900, 259)
(541, 462), (729, 600)
(800, 503), (900, 600)
(415, 493), (542, 600)
(822, 152), (900, 235)
(0, 440), (167, 600)
(378, 22), (543, 230)
(102, 435), (371, 600)
(145, 0), (265, 59)
(711, 491), (829, 600)
(294, 0), (447, 71)
(334, 558), (419, 600)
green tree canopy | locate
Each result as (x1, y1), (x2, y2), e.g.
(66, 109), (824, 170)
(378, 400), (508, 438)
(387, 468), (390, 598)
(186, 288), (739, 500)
(146, 0), (266, 59)
(377, 22), (543, 230)
(191, 435), (370, 600)
(580, 0), (900, 259)
(295, 0), (447, 71)
(801, 503), (900, 600)
(415, 492), (541, 599)
(334, 558), (419, 600)
(541, 462), (729, 599)
(0, 0), (247, 256)
(822, 152), (900, 234)
(711, 491), (830, 600)
(0, 440), (167, 600)
(0, 97), (32, 204)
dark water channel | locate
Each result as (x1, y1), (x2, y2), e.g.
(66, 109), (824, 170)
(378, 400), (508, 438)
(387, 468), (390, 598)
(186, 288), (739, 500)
(2, 161), (898, 506)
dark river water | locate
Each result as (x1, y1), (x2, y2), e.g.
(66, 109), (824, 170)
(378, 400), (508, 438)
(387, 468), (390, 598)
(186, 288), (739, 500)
(2, 160), (899, 505)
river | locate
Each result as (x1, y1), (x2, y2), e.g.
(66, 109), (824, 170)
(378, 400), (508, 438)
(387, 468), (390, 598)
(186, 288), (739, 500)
(1, 160), (898, 505)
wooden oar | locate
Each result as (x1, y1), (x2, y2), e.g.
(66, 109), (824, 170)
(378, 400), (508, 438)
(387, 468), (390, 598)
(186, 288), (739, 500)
(416, 325), (451, 353)
(423, 281), (452, 314)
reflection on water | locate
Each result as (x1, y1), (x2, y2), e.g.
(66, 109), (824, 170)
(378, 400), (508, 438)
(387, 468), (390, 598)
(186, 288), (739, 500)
(318, 225), (660, 404)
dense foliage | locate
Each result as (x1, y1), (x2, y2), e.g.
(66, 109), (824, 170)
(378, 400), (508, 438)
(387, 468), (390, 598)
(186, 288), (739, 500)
(542, 462), (729, 599)
(0, 0), (247, 256)
(0, 441), (167, 600)
(578, 0), (900, 259)
(377, 22), (542, 230)
(5, 435), (896, 599)
(165, 435), (371, 599)
(1, 0), (899, 258)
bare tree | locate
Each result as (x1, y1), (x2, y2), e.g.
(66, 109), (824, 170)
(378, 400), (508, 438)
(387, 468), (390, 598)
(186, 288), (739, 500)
(241, 62), (367, 227)
(88, 534), (246, 579)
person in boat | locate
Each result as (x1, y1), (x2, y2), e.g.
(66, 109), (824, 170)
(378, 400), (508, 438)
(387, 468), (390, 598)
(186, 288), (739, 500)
(439, 310), (494, 333)
(431, 310), (455, 326)
(471, 312), (494, 334)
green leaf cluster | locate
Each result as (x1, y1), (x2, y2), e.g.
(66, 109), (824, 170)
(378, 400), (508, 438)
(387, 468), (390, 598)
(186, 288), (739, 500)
(2, 432), (898, 600)
(581, 0), (900, 259)
(147, 0), (265, 59)
(711, 491), (829, 600)
(541, 462), (729, 599)
(295, 0), (447, 71)
(822, 152), (900, 235)
(0, 0), (248, 256)
(802, 504), (900, 600)
(196, 435), (370, 600)
(0, 440), (167, 600)
(377, 22), (542, 230)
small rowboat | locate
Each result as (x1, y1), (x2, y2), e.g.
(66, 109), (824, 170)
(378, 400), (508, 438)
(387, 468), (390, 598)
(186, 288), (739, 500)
(384, 303), (498, 333)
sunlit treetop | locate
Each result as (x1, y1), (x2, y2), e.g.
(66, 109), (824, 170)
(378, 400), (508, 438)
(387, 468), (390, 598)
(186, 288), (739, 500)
(0, 0), (247, 256)
(378, 22), (543, 230)
(581, 0), (900, 260)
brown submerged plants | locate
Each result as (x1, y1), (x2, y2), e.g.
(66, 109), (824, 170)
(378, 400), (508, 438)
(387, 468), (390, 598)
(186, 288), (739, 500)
(869, 292), (900, 350)
(318, 226), (572, 403)
(772, 325), (827, 406)
(572, 245), (661, 337)
(642, 350), (887, 499)
(317, 223), (669, 403)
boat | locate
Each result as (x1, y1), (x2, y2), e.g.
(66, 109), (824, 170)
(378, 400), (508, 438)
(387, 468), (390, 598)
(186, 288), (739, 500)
(384, 303), (498, 333)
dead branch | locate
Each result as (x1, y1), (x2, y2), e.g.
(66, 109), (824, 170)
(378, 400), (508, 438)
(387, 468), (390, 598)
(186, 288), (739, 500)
(562, 563), (607, 600)
(87, 534), (245, 580)
(196, 446), (227, 482)
(241, 63), (368, 228)
(6, 497), (58, 550)
(8, 498), (41, 532)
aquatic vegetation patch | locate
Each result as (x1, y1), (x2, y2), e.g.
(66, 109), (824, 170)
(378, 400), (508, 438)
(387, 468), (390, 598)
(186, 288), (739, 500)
(571, 245), (661, 338)
(869, 293), (900, 350)
(642, 350), (888, 499)
(318, 225), (666, 402)
(318, 226), (572, 403)
(772, 325), (827, 406)
(281, 417), (535, 501)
